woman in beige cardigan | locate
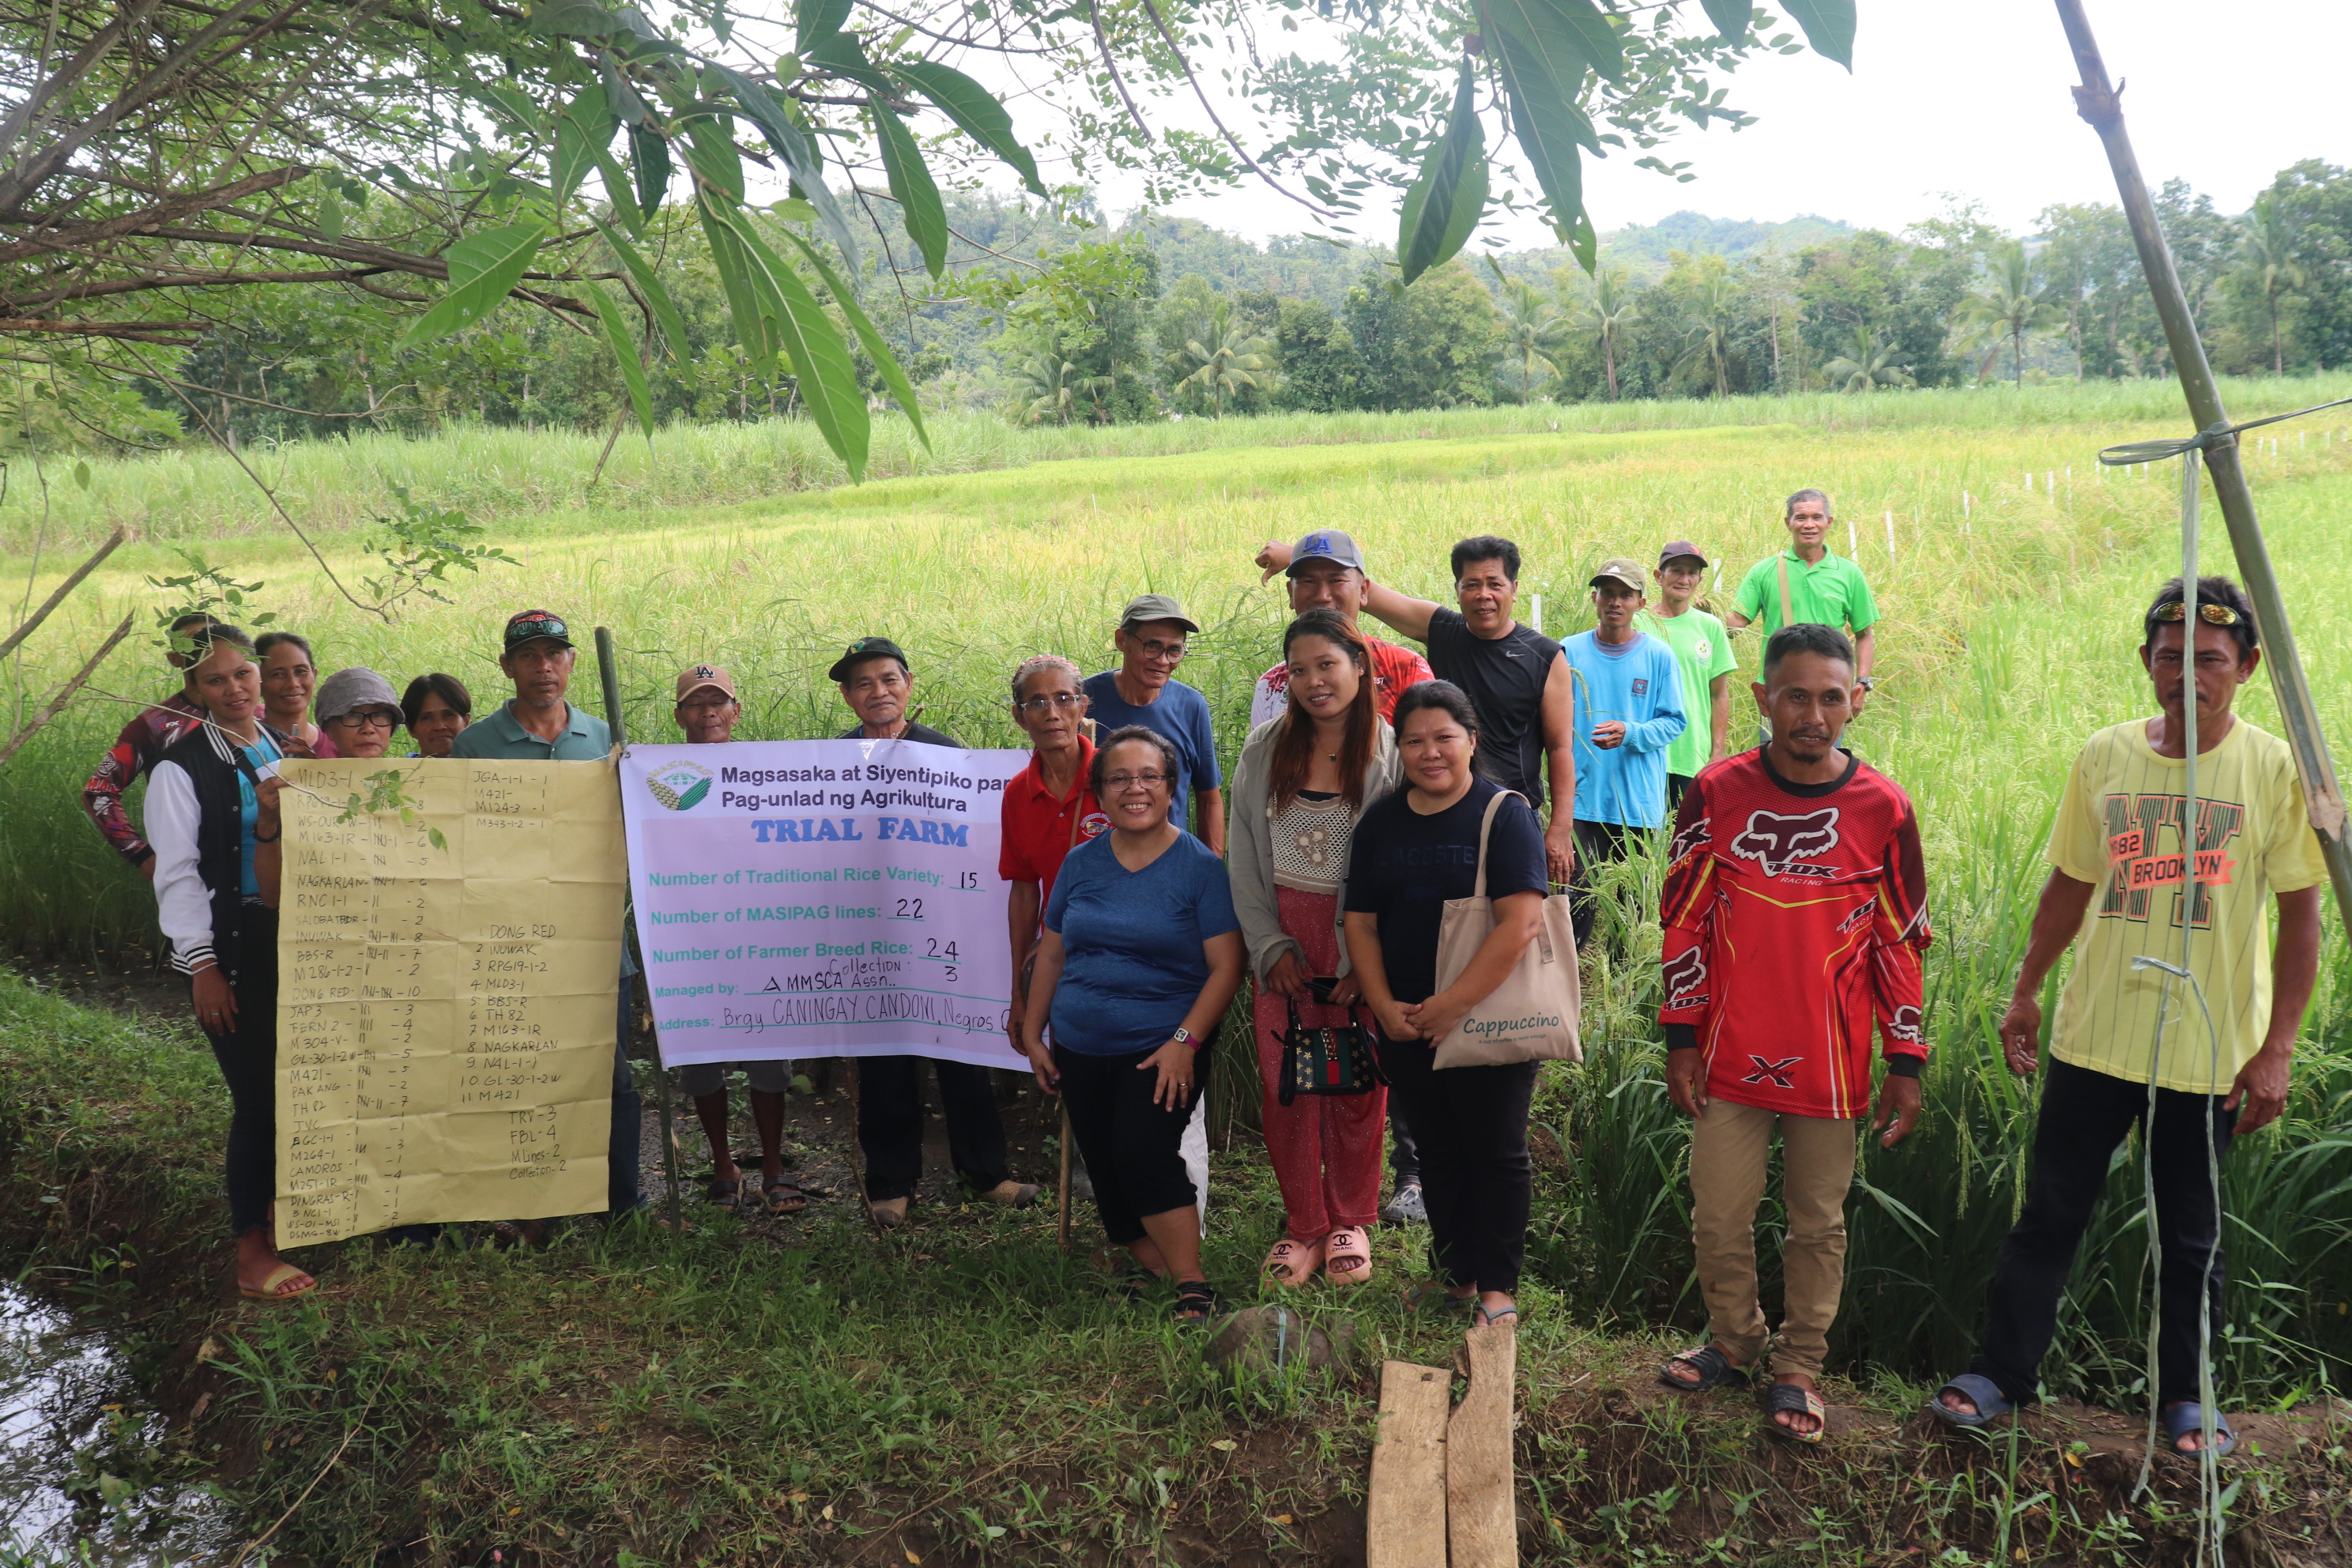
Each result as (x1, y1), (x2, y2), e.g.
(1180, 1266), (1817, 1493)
(1228, 609), (1404, 1286)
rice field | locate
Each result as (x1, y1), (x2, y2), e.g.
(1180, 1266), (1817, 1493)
(4, 376), (2351, 1413)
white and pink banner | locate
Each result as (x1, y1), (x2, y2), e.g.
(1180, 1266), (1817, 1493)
(617, 738), (1030, 1072)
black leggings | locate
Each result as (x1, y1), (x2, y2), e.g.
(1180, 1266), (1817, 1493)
(194, 909), (279, 1238)
(1374, 1032), (1537, 1294)
(1054, 1042), (1201, 1246)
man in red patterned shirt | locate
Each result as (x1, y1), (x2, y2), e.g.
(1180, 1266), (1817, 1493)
(81, 613), (220, 876)
(1248, 529), (1433, 729)
(1653, 622), (1931, 1442)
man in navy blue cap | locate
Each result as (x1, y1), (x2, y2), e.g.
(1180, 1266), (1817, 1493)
(1248, 530), (1434, 729)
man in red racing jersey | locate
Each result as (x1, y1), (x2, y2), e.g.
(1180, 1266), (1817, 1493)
(1653, 621), (1931, 1443)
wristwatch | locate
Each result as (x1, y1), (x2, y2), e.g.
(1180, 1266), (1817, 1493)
(1172, 1026), (1197, 1050)
(1855, 677), (1876, 691)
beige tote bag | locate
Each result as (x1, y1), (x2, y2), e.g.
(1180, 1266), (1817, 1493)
(1430, 790), (1583, 1069)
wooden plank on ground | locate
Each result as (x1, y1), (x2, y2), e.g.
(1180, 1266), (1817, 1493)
(1366, 1359), (1449, 1568)
(1447, 1325), (1518, 1568)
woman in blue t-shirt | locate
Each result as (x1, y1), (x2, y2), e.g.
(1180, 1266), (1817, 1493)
(1021, 726), (1246, 1325)
(1343, 681), (1549, 1329)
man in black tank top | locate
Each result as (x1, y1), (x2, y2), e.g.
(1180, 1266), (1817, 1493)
(1254, 533), (1575, 885)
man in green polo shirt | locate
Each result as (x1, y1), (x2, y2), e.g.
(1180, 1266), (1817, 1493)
(450, 609), (638, 1223)
(449, 608), (613, 760)
(1725, 489), (1879, 713)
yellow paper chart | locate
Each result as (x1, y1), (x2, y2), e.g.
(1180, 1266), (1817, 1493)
(273, 757), (625, 1247)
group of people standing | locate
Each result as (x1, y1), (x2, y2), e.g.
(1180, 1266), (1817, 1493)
(82, 488), (2322, 1456)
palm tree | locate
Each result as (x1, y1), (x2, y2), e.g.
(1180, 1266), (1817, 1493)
(1176, 300), (1277, 417)
(1486, 258), (1569, 401)
(1574, 267), (1638, 400)
(2238, 194), (2305, 376)
(1821, 325), (1915, 393)
(1006, 337), (1111, 426)
(1672, 268), (1739, 400)
(1957, 241), (2059, 386)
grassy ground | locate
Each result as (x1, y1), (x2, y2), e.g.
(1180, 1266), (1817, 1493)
(4, 385), (2352, 1561)
(2, 970), (2346, 1567)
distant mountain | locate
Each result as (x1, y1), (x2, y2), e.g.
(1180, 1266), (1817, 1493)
(1596, 210), (1855, 277)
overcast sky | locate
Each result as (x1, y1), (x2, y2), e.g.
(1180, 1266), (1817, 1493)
(1087, 0), (2352, 247)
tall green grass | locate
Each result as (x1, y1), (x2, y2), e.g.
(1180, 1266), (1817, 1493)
(3, 384), (2349, 1405)
(8, 371), (2350, 556)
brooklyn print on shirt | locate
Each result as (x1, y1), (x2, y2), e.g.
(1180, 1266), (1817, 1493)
(1658, 749), (1932, 1120)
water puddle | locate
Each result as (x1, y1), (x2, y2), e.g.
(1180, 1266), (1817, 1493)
(0, 1280), (231, 1566)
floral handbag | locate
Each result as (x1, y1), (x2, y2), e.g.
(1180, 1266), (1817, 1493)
(1276, 999), (1381, 1106)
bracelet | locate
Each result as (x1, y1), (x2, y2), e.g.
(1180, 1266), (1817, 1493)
(253, 828), (281, 843)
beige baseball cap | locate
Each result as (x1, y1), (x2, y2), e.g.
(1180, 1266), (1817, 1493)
(1589, 558), (1649, 594)
(674, 663), (739, 703)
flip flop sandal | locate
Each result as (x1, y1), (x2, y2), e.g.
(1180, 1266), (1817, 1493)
(1766, 1382), (1829, 1445)
(1925, 1372), (2014, 1430)
(1173, 1280), (1226, 1327)
(1472, 1302), (1519, 1329)
(703, 1173), (741, 1205)
(2162, 1401), (2237, 1458)
(1660, 1344), (1751, 1394)
(1324, 1228), (1373, 1286)
(1261, 1236), (1324, 1286)
(239, 1262), (317, 1303)
(763, 1177), (808, 1214)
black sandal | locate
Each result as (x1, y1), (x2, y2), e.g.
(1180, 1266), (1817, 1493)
(1660, 1344), (1750, 1393)
(703, 1172), (741, 1205)
(1172, 1280), (1224, 1326)
(763, 1176), (808, 1214)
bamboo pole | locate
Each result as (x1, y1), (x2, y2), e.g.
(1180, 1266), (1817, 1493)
(2053, 0), (2352, 919)
(595, 625), (683, 1232)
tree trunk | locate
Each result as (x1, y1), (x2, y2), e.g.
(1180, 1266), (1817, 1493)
(2272, 299), (2283, 376)
(1604, 334), (1619, 400)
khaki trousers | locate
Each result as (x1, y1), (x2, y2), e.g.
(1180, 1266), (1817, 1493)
(1688, 1096), (1857, 1380)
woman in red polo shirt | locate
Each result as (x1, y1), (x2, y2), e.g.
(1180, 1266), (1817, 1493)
(1001, 656), (1109, 1045)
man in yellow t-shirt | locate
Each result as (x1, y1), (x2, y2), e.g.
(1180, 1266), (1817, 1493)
(1930, 575), (2325, 1458)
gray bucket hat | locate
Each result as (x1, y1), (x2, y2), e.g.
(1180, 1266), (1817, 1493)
(315, 665), (403, 725)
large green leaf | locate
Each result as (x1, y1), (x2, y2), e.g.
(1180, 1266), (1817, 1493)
(871, 102), (948, 278)
(680, 113), (744, 201)
(888, 60), (1047, 198)
(398, 221), (545, 347)
(710, 66), (861, 267)
(591, 140), (643, 234)
(1481, 0), (1623, 95)
(1779, 0), (1854, 68)
(530, 0), (621, 36)
(589, 217), (689, 361)
(628, 123), (670, 213)
(1491, 28), (1589, 247)
(803, 32), (895, 95)
(585, 281), (656, 436)
(1483, 0), (1623, 85)
(552, 83), (612, 209)
(796, 0), (851, 51)
(777, 226), (932, 450)
(696, 200), (777, 374)
(1396, 62), (1484, 286)
(1700, 0), (1751, 40)
(705, 204), (869, 478)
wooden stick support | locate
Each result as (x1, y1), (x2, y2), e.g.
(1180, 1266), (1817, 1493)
(1447, 1326), (1518, 1568)
(1056, 1102), (1074, 1253)
(1367, 1361), (1449, 1568)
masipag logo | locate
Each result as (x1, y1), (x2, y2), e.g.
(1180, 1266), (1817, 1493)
(1730, 806), (1840, 876)
(645, 760), (714, 812)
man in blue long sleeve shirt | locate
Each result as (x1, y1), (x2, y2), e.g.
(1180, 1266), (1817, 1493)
(1563, 559), (1686, 947)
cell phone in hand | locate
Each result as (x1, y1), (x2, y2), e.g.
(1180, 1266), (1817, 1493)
(1308, 975), (1340, 1004)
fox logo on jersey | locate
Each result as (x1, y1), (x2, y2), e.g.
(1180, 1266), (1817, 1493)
(1886, 1004), (1924, 1047)
(1743, 1054), (1804, 1088)
(1661, 944), (1709, 1008)
(1669, 812), (1711, 865)
(1731, 807), (1841, 876)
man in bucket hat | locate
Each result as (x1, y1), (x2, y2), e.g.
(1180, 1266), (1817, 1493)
(1081, 594), (1224, 853)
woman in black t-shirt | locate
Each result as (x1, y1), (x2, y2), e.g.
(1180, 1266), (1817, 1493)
(1344, 681), (1549, 1328)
